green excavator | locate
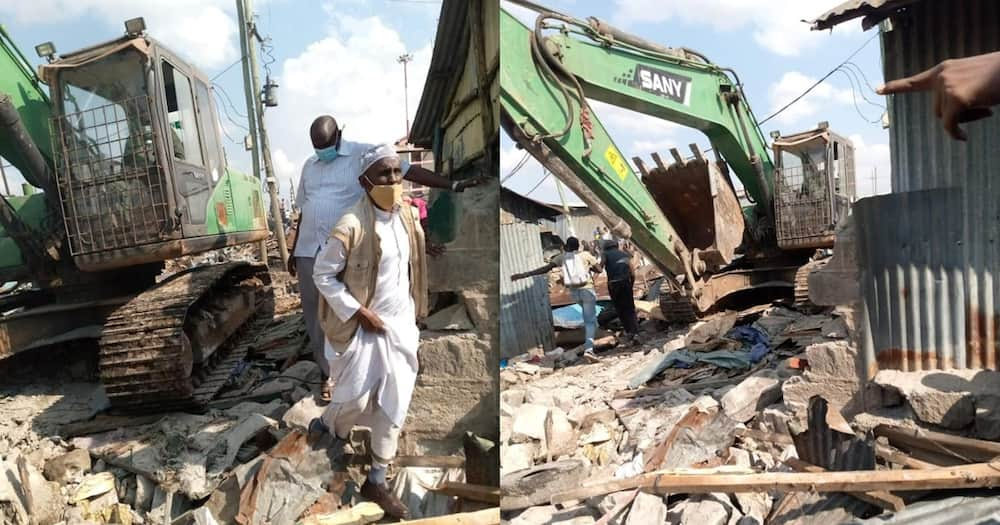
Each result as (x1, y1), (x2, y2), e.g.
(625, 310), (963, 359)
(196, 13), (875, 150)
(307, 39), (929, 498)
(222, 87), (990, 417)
(0, 19), (273, 411)
(500, 2), (856, 321)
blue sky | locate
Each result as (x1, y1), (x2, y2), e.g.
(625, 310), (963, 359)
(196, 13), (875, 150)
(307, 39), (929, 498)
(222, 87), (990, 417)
(1, 0), (442, 203)
(500, 0), (892, 205)
(1, 0), (891, 208)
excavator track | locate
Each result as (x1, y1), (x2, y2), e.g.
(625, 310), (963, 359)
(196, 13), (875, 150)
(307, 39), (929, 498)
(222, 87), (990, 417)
(99, 262), (272, 412)
(793, 258), (828, 311)
(658, 279), (699, 325)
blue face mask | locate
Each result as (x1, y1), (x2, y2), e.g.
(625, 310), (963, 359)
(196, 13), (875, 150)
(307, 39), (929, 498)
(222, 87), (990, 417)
(315, 145), (339, 162)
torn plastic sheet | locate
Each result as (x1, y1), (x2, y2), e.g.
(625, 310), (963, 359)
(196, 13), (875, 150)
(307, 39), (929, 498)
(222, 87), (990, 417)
(552, 303), (605, 329)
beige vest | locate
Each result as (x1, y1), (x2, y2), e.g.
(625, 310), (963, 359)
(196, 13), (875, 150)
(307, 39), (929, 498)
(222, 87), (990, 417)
(318, 197), (428, 346)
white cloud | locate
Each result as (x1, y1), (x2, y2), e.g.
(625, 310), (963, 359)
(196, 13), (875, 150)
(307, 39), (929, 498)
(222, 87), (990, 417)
(588, 100), (682, 156)
(271, 148), (298, 198)
(266, 15), (432, 194)
(0, 0), (239, 69)
(848, 134), (891, 197)
(611, 0), (860, 56)
(767, 71), (856, 126)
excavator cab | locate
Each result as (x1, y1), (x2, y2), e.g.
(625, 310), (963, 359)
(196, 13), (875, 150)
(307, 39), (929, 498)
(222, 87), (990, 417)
(40, 23), (266, 273)
(771, 123), (855, 250)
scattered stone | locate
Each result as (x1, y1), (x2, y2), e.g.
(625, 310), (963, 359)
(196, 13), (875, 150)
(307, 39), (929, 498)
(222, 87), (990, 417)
(588, 491), (634, 525)
(685, 312), (738, 346)
(625, 492), (667, 525)
(781, 373), (860, 418)
(502, 389), (526, 408)
(282, 395), (326, 430)
(579, 422), (612, 445)
(727, 447), (751, 469)
(909, 391), (975, 429)
(804, 341), (856, 377)
(511, 504), (595, 525)
(525, 389), (554, 407)
(670, 494), (734, 525)
(734, 490), (772, 524)
(73, 472), (116, 503)
(422, 303), (474, 331)
(43, 448), (91, 484)
(511, 403), (548, 443)
(975, 394), (1000, 440)
(501, 443), (536, 475)
(759, 405), (792, 436)
(545, 408), (576, 458)
(721, 372), (782, 423)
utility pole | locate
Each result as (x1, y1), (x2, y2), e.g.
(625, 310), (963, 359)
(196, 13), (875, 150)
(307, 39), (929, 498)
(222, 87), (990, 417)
(397, 53), (413, 138)
(239, 0), (289, 270)
(236, 0), (267, 263)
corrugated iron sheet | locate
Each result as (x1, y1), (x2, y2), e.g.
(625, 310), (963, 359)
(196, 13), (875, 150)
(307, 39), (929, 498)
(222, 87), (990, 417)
(500, 222), (554, 359)
(810, 0), (922, 30)
(856, 0), (1000, 378)
(844, 492), (1000, 524)
(410, 0), (470, 148)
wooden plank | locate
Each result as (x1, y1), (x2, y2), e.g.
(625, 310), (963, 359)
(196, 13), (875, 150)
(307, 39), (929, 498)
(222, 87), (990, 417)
(430, 482), (500, 504)
(397, 507), (500, 525)
(784, 458), (905, 512)
(61, 414), (165, 437)
(874, 443), (937, 470)
(550, 462), (1000, 504)
(875, 424), (1000, 462)
(633, 157), (650, 178)
(395, 456), (465, 469)
(651, 152), (668, 171)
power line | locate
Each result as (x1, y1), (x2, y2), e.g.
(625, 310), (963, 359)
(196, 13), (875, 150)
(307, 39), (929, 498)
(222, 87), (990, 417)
(523, 170), (551, 196)
(210, 54), (247, 82)
(212, 83), (248, 119)
(211, 87), (250, 132)
(501, 151), (531, 184)
(836, 64), (885, 110)
(757, 32), (879, 126)
(834, 68), (882, 124)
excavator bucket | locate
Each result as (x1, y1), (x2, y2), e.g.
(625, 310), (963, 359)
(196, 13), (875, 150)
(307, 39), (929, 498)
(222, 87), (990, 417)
(634, 145), (744, 273)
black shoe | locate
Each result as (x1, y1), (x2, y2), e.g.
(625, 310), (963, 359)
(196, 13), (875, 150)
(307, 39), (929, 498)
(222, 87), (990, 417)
(360, 479), (410, 520)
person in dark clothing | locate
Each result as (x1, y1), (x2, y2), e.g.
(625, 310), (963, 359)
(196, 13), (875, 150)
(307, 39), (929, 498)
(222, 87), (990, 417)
(602, 239), (640, 344)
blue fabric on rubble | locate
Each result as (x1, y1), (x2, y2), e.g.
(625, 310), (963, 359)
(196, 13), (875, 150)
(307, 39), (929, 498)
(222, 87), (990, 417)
(727, 325), (771, 363)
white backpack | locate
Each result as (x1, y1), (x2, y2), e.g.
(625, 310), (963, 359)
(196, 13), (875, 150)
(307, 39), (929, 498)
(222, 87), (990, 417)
(561, 253), (589, 287)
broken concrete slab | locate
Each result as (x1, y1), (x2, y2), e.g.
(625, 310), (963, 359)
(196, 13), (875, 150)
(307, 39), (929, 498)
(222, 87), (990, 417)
(510, 504), (595, 525)
(501, 459), (589, 511)
(625, 492), (667, 525)
(720, 372), (782, 423)
(73, 471), (116, 503)
(685, 312), (739, 346)
(510, 403), (548, 443)
(545, 407), (576, 459)
(781, 373), (860, 419)
(422, 303), (474, 331)
(43, 448), (91, 484)
(871, 369), (1000, 429)
(804, 341), (857, 378)
(669, 494), (736, 525)
(501, 443), (536, 476)
(282, 395), (326, 430)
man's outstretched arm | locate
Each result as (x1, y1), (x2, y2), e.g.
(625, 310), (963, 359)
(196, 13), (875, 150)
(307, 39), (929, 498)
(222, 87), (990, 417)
(403, 164), (488, 192)
(878, 51), (1000, 141)
(511, 262), (557, 281)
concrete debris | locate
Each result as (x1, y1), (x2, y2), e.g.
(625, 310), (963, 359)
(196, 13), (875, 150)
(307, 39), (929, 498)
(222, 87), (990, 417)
(625, 492), (667, 525)
(721, 371), (782, 423)
(421, 303), (474, 331)
(43, 448), (92, 484)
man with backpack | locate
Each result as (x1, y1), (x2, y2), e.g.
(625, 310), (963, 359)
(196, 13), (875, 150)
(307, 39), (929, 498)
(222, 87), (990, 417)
(511, 236), (602, 362)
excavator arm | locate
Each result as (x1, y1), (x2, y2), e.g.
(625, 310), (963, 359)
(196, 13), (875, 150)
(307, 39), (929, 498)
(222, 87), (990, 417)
(500, 5), (776, 285)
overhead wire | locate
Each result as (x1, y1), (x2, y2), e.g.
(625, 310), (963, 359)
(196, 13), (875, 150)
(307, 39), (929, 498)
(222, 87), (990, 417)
(211, 86), (250, 132)
(210, 55), (246, 82)
(756, 31), (880, 126)
(523, 170), (551, 196)
(212, 82), (248, 119)
(501, 151), (531, 184)
(834, 69), (882, 124)
(837, 63), (886, 109)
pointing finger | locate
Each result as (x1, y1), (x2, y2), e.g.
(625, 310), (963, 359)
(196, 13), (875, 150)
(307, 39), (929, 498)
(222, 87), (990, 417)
(877, 64), (941, 94)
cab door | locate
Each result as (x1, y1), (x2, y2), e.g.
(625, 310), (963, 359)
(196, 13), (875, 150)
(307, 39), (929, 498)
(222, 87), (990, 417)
(157, 55), (211, 237)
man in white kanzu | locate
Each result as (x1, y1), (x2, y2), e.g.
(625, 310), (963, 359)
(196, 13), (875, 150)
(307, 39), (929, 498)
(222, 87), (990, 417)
(309, 144), (428, 519)
(289, 115), (480, 401)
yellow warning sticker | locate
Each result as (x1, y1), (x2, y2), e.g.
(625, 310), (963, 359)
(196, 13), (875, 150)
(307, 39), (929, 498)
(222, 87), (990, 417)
(604, 145), (629, 182)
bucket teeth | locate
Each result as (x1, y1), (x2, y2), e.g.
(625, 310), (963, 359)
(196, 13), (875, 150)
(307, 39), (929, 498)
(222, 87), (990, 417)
(633, 143), (709, 180)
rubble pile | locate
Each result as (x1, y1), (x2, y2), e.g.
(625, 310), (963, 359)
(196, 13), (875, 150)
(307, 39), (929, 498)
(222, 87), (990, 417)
(500, 303), (1000, 524)
(0, 261), (500, 524)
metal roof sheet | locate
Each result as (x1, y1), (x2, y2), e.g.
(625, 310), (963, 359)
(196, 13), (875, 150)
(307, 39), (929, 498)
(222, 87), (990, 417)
(410, 0), (470, 147)
(811, 0), (923, 30)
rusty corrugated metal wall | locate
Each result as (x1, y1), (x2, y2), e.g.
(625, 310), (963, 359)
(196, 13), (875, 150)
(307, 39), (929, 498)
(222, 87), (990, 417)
(857, 0), (1000, 377)
(500, 222), (554, 359)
